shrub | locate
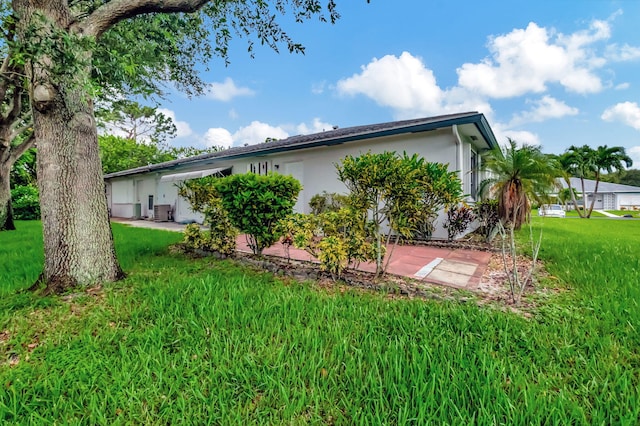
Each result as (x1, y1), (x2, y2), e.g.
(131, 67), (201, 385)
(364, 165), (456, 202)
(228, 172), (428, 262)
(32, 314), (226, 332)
(178, 177), (237, 256)
(444, 203), (475, 241)
(215, 173), (301, 255)
(473, 199), (500, 242)
(337, 151), (461, 275)
(278, 209), (381, 280)
(309, 191), (348, 215)
(11, 185), (40, 220)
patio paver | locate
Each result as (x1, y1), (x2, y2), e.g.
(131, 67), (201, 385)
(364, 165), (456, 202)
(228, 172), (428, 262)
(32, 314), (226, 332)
(111, 218), (492, 290)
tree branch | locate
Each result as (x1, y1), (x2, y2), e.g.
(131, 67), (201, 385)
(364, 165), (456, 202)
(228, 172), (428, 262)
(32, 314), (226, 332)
(5, 87), (23, 123)
(10, 117), (33, 142)
(0, 55), (13, 106)
(9, 132), (35, 164)
(74, 0), (212, 38)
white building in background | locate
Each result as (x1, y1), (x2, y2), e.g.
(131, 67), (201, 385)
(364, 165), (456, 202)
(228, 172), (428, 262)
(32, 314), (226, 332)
(104, 112), (498, 239)
(559, 178), (640, 211)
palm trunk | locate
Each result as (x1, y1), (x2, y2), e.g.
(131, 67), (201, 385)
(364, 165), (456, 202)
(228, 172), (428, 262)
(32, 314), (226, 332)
(586, 173), (601, 218)
(565, 178), (582, 217)
(16, 0), (124, 293)
(579, 177), (588, 218)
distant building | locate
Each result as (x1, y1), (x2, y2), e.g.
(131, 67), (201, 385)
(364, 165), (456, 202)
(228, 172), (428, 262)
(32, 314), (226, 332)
(559, 178), (640, 210)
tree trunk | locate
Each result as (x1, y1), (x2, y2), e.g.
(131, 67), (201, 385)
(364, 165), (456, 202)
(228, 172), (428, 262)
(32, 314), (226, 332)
(0, 166), (15, 231)
(16, 0), (124, 293)
(34, 87), (124, 293)
(586, 173), (601, 218)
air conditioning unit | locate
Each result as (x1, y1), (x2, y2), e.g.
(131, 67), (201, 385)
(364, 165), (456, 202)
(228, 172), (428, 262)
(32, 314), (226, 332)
(154, 204), (172, 222)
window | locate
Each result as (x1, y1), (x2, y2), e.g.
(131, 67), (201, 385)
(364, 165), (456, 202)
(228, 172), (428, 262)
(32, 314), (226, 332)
(248, 160), (271, 175)
(470, 150), (478, 199)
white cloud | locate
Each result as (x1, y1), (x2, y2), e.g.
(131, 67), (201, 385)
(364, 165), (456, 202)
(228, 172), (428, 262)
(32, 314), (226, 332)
(336, 51), (493, 119)
(157, 108), (193, 138)
(337, 52), (444, 117)
(500, 129), (541, 147)
(295, 118), (334, 134)
(232, 121), (290, 146)
(228, 108), (239, 120)
(205, 77), (255, 102)
(509, 96), (578, 126)
(490, 122), (541, 147)
(601, 102), (640, 130)
(201, 118), (337, 149)
(203, 128), (234, 149)
(629, 146), (640, 165)
(311, 81), (327, 95)
(605, 44), (640, 62)
(615, 82), (630, 90)
(457, 21), (609, 97)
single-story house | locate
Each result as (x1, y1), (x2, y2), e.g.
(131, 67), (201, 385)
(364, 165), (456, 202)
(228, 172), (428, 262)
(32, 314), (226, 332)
(104, 111), (498, 239)
(559, 177), (640, 210)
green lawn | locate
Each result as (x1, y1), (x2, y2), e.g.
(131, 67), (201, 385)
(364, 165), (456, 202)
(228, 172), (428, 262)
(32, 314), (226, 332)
(1, 219), (639, 424)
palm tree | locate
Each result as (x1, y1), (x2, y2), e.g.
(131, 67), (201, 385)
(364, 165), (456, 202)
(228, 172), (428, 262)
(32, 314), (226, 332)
(587, 145), (632, 216)
(563, 145), (632, 218)
(563, 145), (596, 217)
(555, 150), (587, 218)
(481, 139), (558, 230)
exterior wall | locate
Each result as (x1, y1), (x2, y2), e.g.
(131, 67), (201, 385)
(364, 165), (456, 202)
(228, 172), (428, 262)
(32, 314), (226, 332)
(618, 193), (640, 210)
(266, 129), (457, 216)
(105, 127), (481, 238)
(110, 179), (137, 218)
(135, 177), (157, 218)
(604, 193), (616, 210)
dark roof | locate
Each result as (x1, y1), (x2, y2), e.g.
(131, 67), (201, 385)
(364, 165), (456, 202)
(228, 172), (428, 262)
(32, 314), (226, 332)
(105, 111), (496, 179)
(560, 177), (640, 193)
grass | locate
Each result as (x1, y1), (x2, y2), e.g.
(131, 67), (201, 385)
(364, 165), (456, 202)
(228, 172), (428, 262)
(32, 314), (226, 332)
(605, 210), (640, 217)
(1, 219), (639, 424)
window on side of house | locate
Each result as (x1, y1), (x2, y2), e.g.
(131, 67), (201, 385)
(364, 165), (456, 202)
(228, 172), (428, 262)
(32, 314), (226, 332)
(248, 160), (272, 175)
(470, 150), (478, 199)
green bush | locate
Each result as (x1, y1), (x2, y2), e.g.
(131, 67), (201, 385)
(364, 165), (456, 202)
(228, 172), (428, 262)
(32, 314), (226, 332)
(11, 185), (40, 220)
(178, 177), (237, 256)
(473, 199), (500, 242)
(278, 209), (381, 279)
(215, 173), (301, 255)
(309, 191), (348, 215)
(444, 203), (475, 241)
(337, 151), (461, 275)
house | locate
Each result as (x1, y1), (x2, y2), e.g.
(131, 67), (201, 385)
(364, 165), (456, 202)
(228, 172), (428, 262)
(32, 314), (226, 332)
(559, 177), (640, 211)
(104, 111), (498, 239)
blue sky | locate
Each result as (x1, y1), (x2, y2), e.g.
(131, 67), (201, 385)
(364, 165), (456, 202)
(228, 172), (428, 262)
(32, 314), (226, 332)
(156, 0), (640, 165)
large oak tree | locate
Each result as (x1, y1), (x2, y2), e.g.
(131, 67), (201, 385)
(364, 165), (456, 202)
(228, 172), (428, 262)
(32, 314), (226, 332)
(10, 0), (342, 293)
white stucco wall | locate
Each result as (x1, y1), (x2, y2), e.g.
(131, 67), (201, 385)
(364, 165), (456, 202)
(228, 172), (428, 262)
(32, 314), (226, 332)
(618, 193), (640, 209)
(105, 127), (481, 238)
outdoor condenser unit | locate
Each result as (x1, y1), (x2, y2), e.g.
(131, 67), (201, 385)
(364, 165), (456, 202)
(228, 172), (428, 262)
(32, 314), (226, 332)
(154, 204), (172, 222)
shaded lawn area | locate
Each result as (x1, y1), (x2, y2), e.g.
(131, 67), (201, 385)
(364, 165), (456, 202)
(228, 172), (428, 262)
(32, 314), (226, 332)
(0, 220), (639, 424)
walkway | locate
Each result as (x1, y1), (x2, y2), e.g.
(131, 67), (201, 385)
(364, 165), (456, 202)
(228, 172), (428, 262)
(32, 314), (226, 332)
(112, 218), (492, 290)
(594, 210), (620, 218)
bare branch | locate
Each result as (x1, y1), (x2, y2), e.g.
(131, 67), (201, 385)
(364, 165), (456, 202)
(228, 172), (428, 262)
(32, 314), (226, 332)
(74, 0), (212, 38)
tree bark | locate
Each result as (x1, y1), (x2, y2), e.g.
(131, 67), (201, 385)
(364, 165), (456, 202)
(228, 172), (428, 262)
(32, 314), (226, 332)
(0, 165), (15, 231)
(15, 0), (124, 293)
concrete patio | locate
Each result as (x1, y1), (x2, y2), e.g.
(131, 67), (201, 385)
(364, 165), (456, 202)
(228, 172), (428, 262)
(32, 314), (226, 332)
(112, 218), (492, 290)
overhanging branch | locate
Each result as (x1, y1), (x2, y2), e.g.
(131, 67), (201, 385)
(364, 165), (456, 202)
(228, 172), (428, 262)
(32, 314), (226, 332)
(9, 132), (35, 164)
(75, 0), (212, 38)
